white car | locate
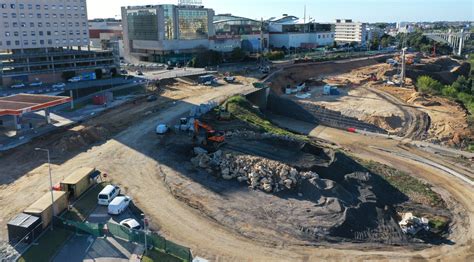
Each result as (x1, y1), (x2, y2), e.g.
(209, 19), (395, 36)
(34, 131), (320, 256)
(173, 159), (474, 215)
(68, 76), (81, 83)
(29, 81), (43, 87)
(11, 83), (25, 89)
(156, 124), (168, 135)
(120, 218), (141, 230)
(108, 196), (131, 215)
(52, 83), (66, 89)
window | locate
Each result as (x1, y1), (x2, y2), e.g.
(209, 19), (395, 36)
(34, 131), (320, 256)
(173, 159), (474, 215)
(31, 31), (36, 36)
(20, 13), (25, 18)
(44, 5), (48, 10)
(6, 41), (11, 46)
(30, 22), (34, 27)
(15, 40), (20, 45)
(38, 22), (42, 27)
(36, 5), (40, 10)
(46, 22), (50, 27)
(10, 4), (15, 9)
(27, 4), (32, 9)
(3, 22), (8, 28)
(177, 10), (209, 40)
(19, 4), (24, 9)
(47, 39), (52, 44)
(39, 31), (43, 36)
(47, 31), (51, 36)
(22, 31), (27, 36)
(2, 13), (7, 18)
(12, 22), (18, 27)
(20, 22), (26, 27)
(4, 32), (10, 37)
(28, 13), (33, 18)
(23, 40), (28, 46)
(40, 40), (44, 45)
(52, 5), (56, 10)
(13, 31), (18, 36)
(45, 13), (49, 18)
(37, 13), (41, 18)
(32, 40), (36, 45)
(52, 13), (57, 18)
(11, 13), (16, 18)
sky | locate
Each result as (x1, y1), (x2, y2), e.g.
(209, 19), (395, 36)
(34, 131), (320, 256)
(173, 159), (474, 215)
(87, 0), (474, 23)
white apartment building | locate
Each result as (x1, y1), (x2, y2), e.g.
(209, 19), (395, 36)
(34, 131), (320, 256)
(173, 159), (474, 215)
(334, 19), (367, 45)
(0, 1), (117, 88)
(0, 0), (89, 49)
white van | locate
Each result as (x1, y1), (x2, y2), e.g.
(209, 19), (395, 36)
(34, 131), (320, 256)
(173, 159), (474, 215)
(98, 185), (121, 206)
(108, 196), (131, 215)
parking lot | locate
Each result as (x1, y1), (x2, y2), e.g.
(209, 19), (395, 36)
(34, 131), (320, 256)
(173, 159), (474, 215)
(54, 199), (144, 262)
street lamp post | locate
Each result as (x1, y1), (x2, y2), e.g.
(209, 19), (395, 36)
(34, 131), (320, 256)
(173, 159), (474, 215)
(35, 148), (54, 231)
(142, 213), (148, 256)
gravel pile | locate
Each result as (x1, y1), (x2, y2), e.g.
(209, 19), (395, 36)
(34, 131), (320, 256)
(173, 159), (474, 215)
(192, 149), (319, 193)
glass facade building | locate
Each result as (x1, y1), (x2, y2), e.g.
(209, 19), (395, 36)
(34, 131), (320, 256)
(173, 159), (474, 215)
(177, 9), (209, 40)
(126, 9), (158, 41)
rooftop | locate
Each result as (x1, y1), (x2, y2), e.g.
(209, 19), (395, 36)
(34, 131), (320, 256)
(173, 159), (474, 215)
(0, 94), (71, 116)
(61, 167), (96, 185)
(24, 191), (67, 214)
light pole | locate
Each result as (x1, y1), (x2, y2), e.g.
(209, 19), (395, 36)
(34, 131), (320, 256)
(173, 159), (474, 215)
(142, 213), (148, 256)
(35, 148), (54, 231)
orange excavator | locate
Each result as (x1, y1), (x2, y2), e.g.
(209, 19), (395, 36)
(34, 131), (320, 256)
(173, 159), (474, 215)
(193, 119), (225, 151)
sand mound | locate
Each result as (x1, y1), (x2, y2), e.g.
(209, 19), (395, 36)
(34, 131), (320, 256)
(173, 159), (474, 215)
(365, 115), (403, 132)
(53, 125), (109, 152)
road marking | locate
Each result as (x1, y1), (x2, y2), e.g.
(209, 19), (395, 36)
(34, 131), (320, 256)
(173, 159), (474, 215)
(89, 214), (109, 218)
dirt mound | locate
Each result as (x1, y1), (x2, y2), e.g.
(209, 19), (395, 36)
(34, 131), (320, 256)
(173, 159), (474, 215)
(433, 57), (461, 70)
(53, 125), (109, 152)
(365, 115), (403, 131)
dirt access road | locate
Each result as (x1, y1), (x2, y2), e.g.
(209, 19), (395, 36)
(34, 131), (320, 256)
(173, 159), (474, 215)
(3, 87), (471, 261)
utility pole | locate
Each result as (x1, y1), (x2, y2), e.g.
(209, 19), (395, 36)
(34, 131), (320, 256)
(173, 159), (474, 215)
(303, 5), (306, 33)
(401, 47), (407, 87)
(142, 213), (148, 256)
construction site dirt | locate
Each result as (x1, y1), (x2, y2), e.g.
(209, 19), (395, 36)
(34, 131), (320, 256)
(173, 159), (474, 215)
(269, 56), (472, 148)
(160, 108), (454, 249)
(0, 57), (472, 261)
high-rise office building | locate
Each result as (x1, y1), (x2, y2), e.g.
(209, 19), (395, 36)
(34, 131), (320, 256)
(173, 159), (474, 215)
(0, 0), (117, 88)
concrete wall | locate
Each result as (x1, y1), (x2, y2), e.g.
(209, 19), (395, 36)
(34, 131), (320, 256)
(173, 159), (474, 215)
(245, 87), (270, 109)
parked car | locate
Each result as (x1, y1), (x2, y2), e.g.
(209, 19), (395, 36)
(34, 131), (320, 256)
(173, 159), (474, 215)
(166, 65), (175, 70)
(68, 76), (81, 83)
(52, 83), (66, 89)
(156, 124), (168, 135)
(120, 218), (141, 230)
(29, 81), (43, 87)
(98, 185), (121, 206)
(11, 83), (25, 89)
(108, 196), (131, 215)
(136, 71), (144, 76)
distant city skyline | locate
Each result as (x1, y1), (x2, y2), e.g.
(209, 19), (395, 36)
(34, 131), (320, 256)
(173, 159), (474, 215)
(88, 0), (473, 22)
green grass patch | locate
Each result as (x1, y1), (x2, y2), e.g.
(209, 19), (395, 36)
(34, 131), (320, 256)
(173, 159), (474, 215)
(62, 183), (107, 221)
(429, 216), (449, 232)
(225, 95), (307, 141)
(141, 248), (184, 262)
(18, 227), (72, 262)
(360, 160), (445, 208)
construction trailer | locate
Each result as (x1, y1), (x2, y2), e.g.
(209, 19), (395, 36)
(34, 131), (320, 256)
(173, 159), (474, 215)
(60, 167), (98, 199)
(24, 191), (68, 229)
(7, 213), (42, 244)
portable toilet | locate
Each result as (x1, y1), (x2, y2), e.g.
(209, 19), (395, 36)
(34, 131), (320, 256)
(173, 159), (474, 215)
(60, 167), (98, 199)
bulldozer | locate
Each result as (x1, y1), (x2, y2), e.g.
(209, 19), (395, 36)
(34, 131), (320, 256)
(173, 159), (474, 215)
(193, 119), (226, 151)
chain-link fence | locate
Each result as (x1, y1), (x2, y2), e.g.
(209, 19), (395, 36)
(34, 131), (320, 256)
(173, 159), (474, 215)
(107, 222), (192, 262)
(53, 216), (192, 262)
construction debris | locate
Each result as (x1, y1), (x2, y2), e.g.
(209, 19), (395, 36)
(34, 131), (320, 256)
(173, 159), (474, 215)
(399, 212), (430, 235)
(191, 150), (320, 193)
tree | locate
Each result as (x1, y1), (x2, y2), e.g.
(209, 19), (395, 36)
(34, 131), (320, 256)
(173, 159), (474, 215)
(95, 69), (103, 79)
(191, 50), (223, 67)
(230, 47), (246, 62)
(62, 71), (76, 81)
(451, 76), (470, 94)
(416, 76), (443, 94)
(442, 85), (458, 98)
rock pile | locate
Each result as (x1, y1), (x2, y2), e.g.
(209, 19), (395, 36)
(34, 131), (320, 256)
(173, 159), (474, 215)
(191, 149), (319, 193)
